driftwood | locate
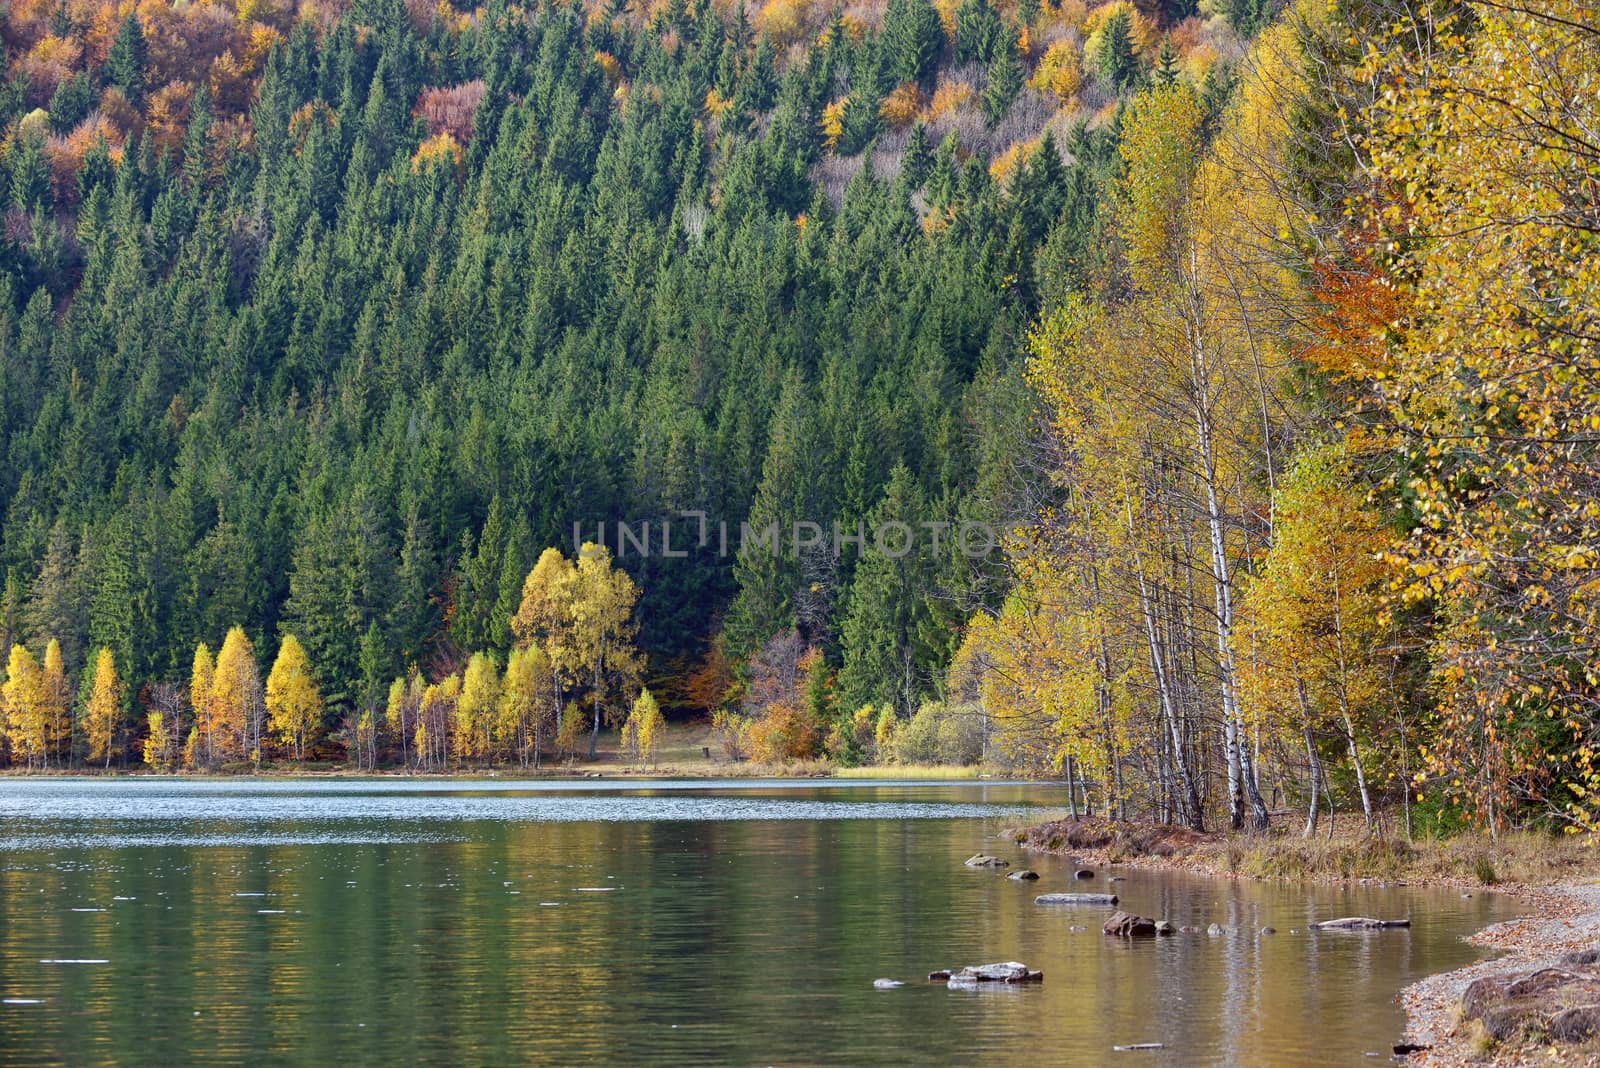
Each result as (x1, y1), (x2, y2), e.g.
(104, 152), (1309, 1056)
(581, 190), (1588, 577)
(1310, 917), (1411, 930)
(1035, 892), (1119, 906)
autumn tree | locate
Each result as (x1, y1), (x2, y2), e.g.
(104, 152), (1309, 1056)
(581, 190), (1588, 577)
(621, 687), (665, 767)
(1337, 0), (1600, 834)
(212, 627), (264, 764)
(266, 634), (323, 762)
(187, 643), (216, 768)
(40, 639), (69, 764)
(455, 652), (500, 763)
(82, 647), (123, 768)
(3, 644), (45, 768)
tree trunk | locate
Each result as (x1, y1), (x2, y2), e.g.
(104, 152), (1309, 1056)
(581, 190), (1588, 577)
(588, 637), (605, 760)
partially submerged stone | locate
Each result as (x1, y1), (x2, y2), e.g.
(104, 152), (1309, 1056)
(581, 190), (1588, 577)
(1035, 892), (1119, 906)
(965, 854), (1009, 869)
(1103, 910), (1158, 937)
(931, 961), (1044, 987)
(872, 979), (904, 989)
(1310, 917), (1410, 930)
(1007, 869), (1040, 881)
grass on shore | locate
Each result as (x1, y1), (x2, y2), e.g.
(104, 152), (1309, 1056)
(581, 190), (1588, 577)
(1015, 813), (1599, 888)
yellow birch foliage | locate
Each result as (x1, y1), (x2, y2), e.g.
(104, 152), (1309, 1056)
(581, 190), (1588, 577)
(621, 687), (665, 766)
(40, 639), (69, 760)
(1349, 0), (1600, 831)
(265, 634), (322, 761)
(187, 641), (215, 767)
(83, 648), (123, 766)
(213, 626), (262, 763)
(456, 652), (500, 761)
(3, 644), (45, 765)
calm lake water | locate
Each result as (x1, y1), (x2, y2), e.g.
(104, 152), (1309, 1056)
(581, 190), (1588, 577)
(0, 779), (1515, 1066)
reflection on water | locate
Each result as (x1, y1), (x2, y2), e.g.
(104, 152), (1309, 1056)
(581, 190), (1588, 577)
(0, 780), (1516, 1066)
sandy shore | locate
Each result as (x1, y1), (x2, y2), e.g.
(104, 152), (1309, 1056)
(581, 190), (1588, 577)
(1400, 879), (1600, 1066)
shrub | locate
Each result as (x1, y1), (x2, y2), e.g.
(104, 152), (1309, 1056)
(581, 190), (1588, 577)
(889, 701), (983, 765)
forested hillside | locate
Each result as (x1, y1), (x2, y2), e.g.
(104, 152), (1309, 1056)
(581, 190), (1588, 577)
(1, 0), (1596, 840)
(0, 0), (1248, 741)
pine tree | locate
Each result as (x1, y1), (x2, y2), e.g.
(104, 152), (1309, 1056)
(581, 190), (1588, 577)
(954, 0), (1004, 65)
(902, 122), (933, 187)
(884, 0), (945, 86)
(1153, 37), (1180, 87)
(104, 14), (149, 105)
(982, 41), (1024, 124)
(1097, 9), (1139, 93)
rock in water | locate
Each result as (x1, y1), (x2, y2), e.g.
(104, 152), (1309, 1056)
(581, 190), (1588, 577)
(1206, 924), (1225, 936)
(1007, 869), (1040, 881)
(1035, 892), (1119, 906)
(1153, 921), (1175, 936)
(1074, 868), (1095, 879)
(965, 854), (1009, 869)
(937, 962), (1045, 988)
(872, 979), (904, 989)
(1260, 927), (1277, 935)
(1103, 910), (1158, 937)
(1310, 917), (1410, 930)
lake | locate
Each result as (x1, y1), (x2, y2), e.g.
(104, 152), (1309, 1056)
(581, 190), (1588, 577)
(0, 779), (1515, 1066)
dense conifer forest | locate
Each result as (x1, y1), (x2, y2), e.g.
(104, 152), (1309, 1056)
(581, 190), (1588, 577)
(0, 0), (1596, 838)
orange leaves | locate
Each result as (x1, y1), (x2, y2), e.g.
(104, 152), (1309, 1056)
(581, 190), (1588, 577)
(988, 137), (1038, 187)
(1304, 241), (1405, 385)
(44, 111), (124, 205)
(145, 80), (194, 156)
(923, 78), (973, 120)
(878, 82), (924, 128)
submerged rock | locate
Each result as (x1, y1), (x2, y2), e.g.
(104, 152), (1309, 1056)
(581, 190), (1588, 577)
(1260, 927), (1277, 935)
(1310, 917), (1410, 930)
(1206, 924), (1225, 936)
(1074, 868), (1095, 879)
(1036, 892), (1119, 906)
(933, 961), (1044, 988)
(1153, 920), (1175, 936)
(1103, 910), (1158, 937)
(872, 979), (904, 989)
(965, 854), (1009, 869)
(1007, 869), (1041, 881)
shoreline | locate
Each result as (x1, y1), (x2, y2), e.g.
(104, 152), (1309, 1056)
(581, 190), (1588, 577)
(1014, 816), (1600, 1065)
(1399, 880), (1600, 1066)
(0, 763), (1024, 781)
